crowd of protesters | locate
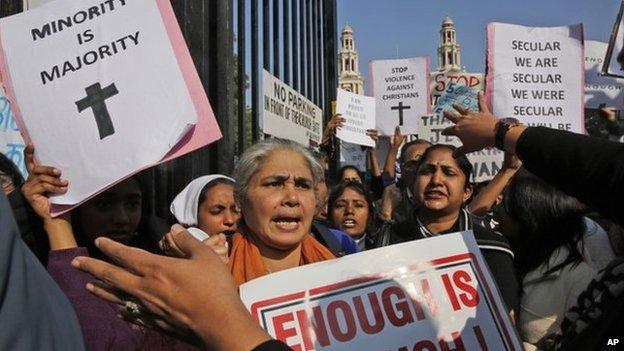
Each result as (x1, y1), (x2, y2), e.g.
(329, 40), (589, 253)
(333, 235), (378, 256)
(2, 75), (624, 351)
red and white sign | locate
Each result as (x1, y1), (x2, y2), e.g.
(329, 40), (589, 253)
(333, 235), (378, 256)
(430, 71), (484, 106)
(486, 22), (585, 133)
(240, 231), (521, 351)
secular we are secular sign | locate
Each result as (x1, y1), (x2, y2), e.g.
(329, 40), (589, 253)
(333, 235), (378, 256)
(0, 0), (221, 209)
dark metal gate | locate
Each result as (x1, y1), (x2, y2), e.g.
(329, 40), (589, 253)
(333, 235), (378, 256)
(0, 0), (337, 221)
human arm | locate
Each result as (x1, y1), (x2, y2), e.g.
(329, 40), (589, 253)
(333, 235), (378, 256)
(21, 144), (77, 250)
(72, 225), (282, 351)
(467, 152), (521, 217)
(365, 129), (381, 177)
(319, 114), (345, 157)
(382, 126), (405, 181)
(600, 107), (623, 138)
(442, 92), (624, 227)
(481, 249), (520, 316)
(161, 232), (229, 265)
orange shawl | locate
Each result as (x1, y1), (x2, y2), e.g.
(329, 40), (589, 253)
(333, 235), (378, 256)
(229, 231), (335, 286)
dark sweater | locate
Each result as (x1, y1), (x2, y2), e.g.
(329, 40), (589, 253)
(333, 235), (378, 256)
(517, 127), (624, 226)
(375, 209), (520, 313)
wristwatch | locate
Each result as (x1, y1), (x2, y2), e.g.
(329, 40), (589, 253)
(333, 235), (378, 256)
(494, 118), (521, 150)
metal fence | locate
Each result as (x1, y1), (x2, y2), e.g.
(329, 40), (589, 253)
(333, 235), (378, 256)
(0, 0), (338, 221)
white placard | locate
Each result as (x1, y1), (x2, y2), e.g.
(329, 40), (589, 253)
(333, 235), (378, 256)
(26, 0), (53, 9)
(418, 114), (503, 183)
(585, 40), (624, 110)
(335, 88), (375, 147)
(487, 22), (584, 133)
(240, 231), (521, 351)
(0, 0), (208, 205)
(430, 70), (484, 106)
(262, 70), (322, 147)
(339, 141), (366, 171)
(370, 57), (430, 135)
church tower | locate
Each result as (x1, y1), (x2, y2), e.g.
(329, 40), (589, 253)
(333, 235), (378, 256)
(437, 16), (461, 71)
(338, 25), (364, 95)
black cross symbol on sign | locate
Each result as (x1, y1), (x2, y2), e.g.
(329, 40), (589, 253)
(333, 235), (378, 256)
(390, 101), (411, 126)
(75, 82), (119, 140)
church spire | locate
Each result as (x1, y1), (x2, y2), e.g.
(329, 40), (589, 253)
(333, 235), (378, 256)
(338, 25), (364, 95)
(438, 16), (461, 71)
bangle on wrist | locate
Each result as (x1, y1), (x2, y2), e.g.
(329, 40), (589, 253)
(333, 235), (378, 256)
(494, 119), (521, 150)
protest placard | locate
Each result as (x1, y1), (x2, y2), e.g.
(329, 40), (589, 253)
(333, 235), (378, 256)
(240, 231), (521, 351)
(370, 57), (430, 135)
(430, 71), (483, 106)
(26, 0), (52, 9)
(335, 88), (375, 147)
(339, 141), (366, 171)
(0, 87), (27, 178)
(263, 70), (322, 147)
(0, 0), (221, 208)
(585, 40), (624, 110)
(418, 114), (503, 183)
(486, 22), (584, 133)
(603, 1), (624, 79)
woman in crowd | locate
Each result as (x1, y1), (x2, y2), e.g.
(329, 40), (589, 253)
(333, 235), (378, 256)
(22, 145), (196, 351)
(170, 175), (239, 238)
(327, 180), (378, 251)
(494, 171), (595, 349)
(226, 138), (336, 285)
(376, 144), (520, 313)
(337, 165), (364, 183)
(322, 113), (384, 200)
(311, 177), (359, 257)
(168, 175), (239, 262)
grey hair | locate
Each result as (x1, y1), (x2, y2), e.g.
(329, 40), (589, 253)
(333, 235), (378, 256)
(232, 138), (324, 204)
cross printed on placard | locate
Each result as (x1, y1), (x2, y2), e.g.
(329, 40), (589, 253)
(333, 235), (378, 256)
(391, 101), (411, 126)
(75, 82), (119, 139)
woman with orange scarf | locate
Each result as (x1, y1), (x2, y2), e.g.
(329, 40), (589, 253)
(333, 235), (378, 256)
(227, 139), (335, 285)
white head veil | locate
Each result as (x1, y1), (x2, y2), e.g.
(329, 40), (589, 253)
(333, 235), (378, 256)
(170, 175), (235, 227)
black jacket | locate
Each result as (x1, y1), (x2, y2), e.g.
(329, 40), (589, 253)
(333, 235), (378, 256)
(517, 127), (624, 227)
(375, 209), (520, 313)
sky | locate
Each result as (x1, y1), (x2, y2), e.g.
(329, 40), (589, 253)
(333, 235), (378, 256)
(337, 0), (622, 92)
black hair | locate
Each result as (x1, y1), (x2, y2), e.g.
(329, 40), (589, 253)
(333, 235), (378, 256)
(399, 139), (432, 164)
(327, 180), (377, 235)
(502, 170), (585, 280)
(336, 165), (364, 183)
(0, 153), (24, 190)
(198, 178), (235, 207)
(72, 170), (161, 256)
(1, 153), (47, 263)
(417, 144), (473, 187)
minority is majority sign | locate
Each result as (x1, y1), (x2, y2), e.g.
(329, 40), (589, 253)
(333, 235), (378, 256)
(0, 0), (221, 210)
